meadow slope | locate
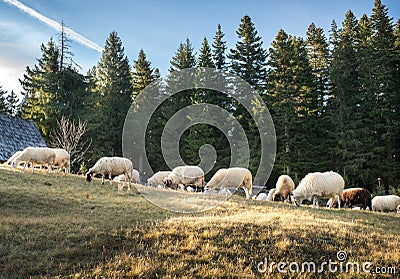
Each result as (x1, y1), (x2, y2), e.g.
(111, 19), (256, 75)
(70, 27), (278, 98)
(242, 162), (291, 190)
(0, 168), (399, 278)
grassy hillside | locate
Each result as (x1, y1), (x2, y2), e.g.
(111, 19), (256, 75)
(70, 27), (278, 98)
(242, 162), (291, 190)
(0, 168), (399, 278)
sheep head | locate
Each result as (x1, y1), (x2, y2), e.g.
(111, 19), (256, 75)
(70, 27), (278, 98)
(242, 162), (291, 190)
(86, 172), (92, 183)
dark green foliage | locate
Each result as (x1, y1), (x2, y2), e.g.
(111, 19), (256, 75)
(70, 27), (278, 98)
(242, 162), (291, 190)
(93, 31), (133, 157)
(132, 49), (156, 100)
(0, 85), (7, 114)
(266, 29), (314, 178)
(5, 90), (20, 116)
(212, 24), (227, 70)
(228, 15), (267, 92)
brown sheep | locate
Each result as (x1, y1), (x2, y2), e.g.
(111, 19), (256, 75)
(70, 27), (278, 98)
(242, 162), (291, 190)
(329, 188), (372, 210)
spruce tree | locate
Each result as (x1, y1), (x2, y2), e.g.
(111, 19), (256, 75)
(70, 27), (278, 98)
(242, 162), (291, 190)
(369, 0), (397, 190)
(197, 37), (214, 68)
(305, 23), (335, 172)
(212, 24), (227, 70)
(0, 85), (7, 114)
(20, 38), (60, 138)
(5, 90), (20, 116)
(266, 29), (313, 177)
(228, 15), (267, 92)
(330, 10), (366, 186)
(95, 31), (133, 157)
(169, 38), (196, 72)
(228, 15), (268, 175)
(132, 49), (156, 100)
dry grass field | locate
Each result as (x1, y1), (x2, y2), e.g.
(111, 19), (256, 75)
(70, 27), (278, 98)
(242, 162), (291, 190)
(0, 167), (399, 278)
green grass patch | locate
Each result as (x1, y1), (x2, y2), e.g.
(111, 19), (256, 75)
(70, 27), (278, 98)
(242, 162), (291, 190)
(0, 168), (399, 278)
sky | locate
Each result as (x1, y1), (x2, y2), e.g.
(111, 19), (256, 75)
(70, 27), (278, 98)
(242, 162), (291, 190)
(0, 0), (399, 98)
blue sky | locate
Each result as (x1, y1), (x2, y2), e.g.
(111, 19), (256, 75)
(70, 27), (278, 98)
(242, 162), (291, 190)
(0, 0), (399, 97)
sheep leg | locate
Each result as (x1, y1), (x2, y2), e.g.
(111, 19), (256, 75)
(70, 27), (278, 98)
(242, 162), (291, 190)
(337, 195), (341, 209)
(22, 162), (27, 172)
(109, 174), (113, 186)
(244, 188), (250, 199)
(101, 175), (105, 185)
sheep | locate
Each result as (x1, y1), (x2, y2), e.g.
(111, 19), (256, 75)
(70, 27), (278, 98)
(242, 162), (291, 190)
(273, 175), (295, 202)
(292, 171), (345, 209)
(86, 157), (134, 190)
(205, 167), (252, 199)
(52, 148), (70, 174)
(114, 169), (140, 184)
(164, 165), (205, 191)
(11, 147), (56, 174)
(371, 195), (400, 212)
(253, 192), (268, 201)
(327, 188), (372, 210)
(147, 171), (172, 188)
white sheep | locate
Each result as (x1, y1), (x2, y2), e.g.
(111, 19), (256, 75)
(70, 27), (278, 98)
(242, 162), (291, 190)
(292, 171), (345, 209)
(164, 166), (204, 191)
(11, 147), (56, 174)
(273, 175), (295, 202)
(371, 195), (400, 212)
(52, 148), (70, 174)
(266, 188), (276, 201)
(114, 169), (140, 183)
(253, 192), (268, 201)
(86, 157), (134, 190)
(205, 167), (252, 199)
(147, 171), (172, 188)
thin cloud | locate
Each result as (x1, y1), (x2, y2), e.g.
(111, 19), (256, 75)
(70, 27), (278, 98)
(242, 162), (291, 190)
(3, 0), (103, 53)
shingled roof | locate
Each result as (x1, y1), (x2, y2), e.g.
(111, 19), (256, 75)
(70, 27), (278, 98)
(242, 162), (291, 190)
(0, 113), (47, 162)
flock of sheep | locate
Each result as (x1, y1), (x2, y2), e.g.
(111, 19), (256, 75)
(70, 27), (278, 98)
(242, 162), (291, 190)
(4, 146), (400, 214)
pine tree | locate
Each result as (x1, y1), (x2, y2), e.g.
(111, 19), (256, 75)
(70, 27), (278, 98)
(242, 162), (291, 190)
(369, 0), (397, 190)
(20, 38), (60, 138)
(0, 85), (7, 113)
(266, 29), (313, 177)
(228, 15), (267, 92)
(5, 90), (20, 116)
(197, 37), (214, 68)
(95, 31), (133, 157)
(132, 49), (156, 100)
(170, 38), (196, 72)
(330, 10), (367, 186)
(212, 24), (227, 70)
(305, 23), (335, 172)
(306, 23), (330, 111)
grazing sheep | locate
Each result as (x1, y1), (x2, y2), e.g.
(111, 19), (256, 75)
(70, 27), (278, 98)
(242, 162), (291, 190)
(371, 195), (400, 212)
(253, 192), (268, 201)
(52, 149), (70, 174)
(11, 147), (56, 174)
(86, 157), (134, 190)
(292, 171), (345, 209)
(114, 169), (140, 184)
(327, 188), (372, 210)
(164, 166), (204, 191)
(266, 188), (277, 201)
(273, 175), (295, 202)
(205, 167), (252, 199)
(147, 171), (172, 188)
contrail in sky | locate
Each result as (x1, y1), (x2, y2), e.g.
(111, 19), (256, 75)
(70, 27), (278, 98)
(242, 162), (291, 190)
(3, 0), (103, 53)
